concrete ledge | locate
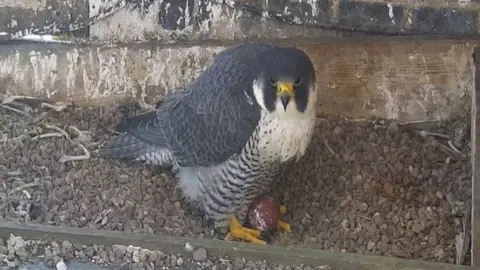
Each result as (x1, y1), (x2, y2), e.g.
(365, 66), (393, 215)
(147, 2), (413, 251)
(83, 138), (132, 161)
(0, 38), (474, 122)
(0, 221), (475, 270)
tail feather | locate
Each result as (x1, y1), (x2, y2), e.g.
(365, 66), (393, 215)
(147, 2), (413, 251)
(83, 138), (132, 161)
(97, 134), (151, 159)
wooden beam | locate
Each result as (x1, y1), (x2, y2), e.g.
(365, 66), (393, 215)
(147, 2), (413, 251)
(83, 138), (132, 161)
(0, 220), (476, 270)
(472, 47), (480, 267)
(0, 37), (474, 122)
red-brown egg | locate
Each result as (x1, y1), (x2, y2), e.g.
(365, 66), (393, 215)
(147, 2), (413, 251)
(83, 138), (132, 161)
(247, 193), (281, 231)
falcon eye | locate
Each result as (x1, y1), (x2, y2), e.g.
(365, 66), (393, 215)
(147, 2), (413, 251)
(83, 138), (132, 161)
(294, 77), (302, 86)
(269, 76), (277, 86)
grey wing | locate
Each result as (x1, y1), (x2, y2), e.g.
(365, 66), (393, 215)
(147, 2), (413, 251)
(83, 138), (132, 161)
(103, 43), (271, 167)
(160, 68), (261, 167)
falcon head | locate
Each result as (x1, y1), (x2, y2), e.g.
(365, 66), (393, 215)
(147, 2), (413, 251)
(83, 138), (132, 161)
(252, 47), (316, 118)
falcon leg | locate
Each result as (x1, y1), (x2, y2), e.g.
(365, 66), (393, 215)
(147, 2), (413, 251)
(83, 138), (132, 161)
(277, 205), (291, 232)
(224, 198), (266, 245)
(224, 216), (266, 245)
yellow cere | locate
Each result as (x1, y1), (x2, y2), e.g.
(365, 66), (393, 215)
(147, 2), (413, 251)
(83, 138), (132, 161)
(277, 82), (294, 97)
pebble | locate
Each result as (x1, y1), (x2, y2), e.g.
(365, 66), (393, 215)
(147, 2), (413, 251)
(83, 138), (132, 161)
(367, 241), (376, 251)
(386, 122), (399, 134)
(177, 256), (184, 266)
(170, 254), (177, 266)
(0, 106), (469, 265)
(193, 247), (208, 262)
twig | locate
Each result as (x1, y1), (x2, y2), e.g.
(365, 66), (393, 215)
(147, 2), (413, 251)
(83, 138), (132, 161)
(68, 126), (92, 143)
(59, 143), (91, 163)
(31, 132), (64, 140)
(44, 124), (73, 143)
(322, 138), (336, 156)
(0, 104), (29, 116)
(447, 140), (465, 157)
(40, 102), (69, 112)
(430, 138), (465, 159)
(455, 203), (471, 265)
(1, 95), (36, 105)
(21, 189), (31, 199)
(415, 130), (450, 140)
(8, 182), (40, 195)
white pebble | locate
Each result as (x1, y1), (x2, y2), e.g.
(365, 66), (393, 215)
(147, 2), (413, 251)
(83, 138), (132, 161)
(177, 257), (184, 266)
(184, 242), (194, 252)
(56, 259), (68, 270)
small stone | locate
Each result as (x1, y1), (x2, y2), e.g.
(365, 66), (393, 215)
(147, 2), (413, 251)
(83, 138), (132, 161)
(44, 247), (54, 260)
(132, 249), (140, 262)
(333, 126), (343, 135)
(61, 241), (74, 258)
(177, 256), (184, 266)
(412, 221), (424, 234)
(113, 244), (127, 258)
(383, 183), (394, 197)
(367, 241), (375, 251)
(170, 254), (177, 266)
(359, 202), (368, 212)
(436, 191), (444, 199)
(84, 246), (95, 258)
(56, 259), (68, 270)
(391, 245), (407, 258)
(15, 249), (28, 261)
(234, 257), (244, 269)
(340, 219), (349, 230)
(408, 165), (419, 178)
(386, 122), (398, 134)
(193, 247), (208, 262)
(53, 256), (63, 265)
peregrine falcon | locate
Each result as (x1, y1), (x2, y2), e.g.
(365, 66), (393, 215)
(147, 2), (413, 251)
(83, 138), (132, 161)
(97, 42), (317, 244)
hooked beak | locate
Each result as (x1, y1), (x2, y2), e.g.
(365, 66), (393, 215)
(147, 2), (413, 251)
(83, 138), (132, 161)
(280, 93), (290, 111)
(277, 82), (294, 111)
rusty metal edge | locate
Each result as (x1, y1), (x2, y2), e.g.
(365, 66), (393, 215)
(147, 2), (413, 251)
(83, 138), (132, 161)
(0, 220), (475, 270)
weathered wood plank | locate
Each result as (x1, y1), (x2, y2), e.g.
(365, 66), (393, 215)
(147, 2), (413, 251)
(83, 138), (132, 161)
(0, 220), (476, 270)
(0, 38), (474, 122)
(472, 47), (480, 267)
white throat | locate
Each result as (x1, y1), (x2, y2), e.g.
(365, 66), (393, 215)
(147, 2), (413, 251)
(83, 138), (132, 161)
(251, 79), (316, 120)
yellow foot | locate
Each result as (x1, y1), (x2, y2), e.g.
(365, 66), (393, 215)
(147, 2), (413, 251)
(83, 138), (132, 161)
(224, 216), (266, 245)
(277, 205), (291, 233)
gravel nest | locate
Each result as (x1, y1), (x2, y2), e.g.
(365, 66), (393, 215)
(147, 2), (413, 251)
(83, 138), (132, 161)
(0, 234), (330, 269)
(0, 102), (472, 265)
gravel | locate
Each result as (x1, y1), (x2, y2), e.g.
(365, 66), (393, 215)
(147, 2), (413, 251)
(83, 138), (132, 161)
(0, 101), (472, 266)
(0, 234), (332, 269)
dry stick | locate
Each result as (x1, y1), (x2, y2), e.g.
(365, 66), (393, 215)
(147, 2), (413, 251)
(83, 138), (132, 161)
(447, 140), (465, 157)
(59, 143), (91, 163)
(41, 102), (69, 112)
(322, 138), (336, 156)
(1, 95), (37, 104)
(68, 126), (92, 143)
(415, 130), (450, 140)
(8, 182), (40, 196)
(44, 124), (73, 143)
(0, 104), (29, 116)
(31, 132), (64, 140)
